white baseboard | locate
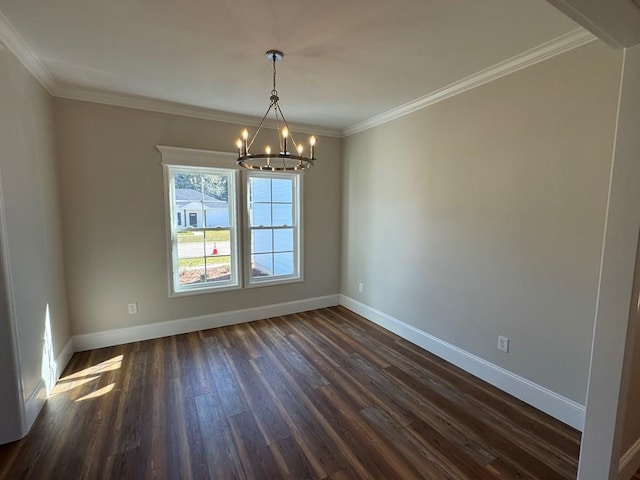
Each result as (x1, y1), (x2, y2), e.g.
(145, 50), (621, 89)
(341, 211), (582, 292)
(339, 295), (586, 431)
(23, 379), (46, 435)
(54, 337), (74, 381)
(619, 437), (640, 480)
(21, 337), (75, 437)
(73, 294), (340, 351)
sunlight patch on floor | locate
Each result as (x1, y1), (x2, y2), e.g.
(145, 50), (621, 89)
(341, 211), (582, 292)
(50, 354), (124, 399)
(50, 376), (100, 395)
(61, 355), (123, 381)
(75, 383), (115, 402)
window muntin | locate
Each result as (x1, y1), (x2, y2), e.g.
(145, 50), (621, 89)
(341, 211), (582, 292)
(246, 173), (301, 285)
(167, 166), (239, 294)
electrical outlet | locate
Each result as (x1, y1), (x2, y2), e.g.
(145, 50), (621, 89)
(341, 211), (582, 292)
(358, 283), (364, 293)
(497, 336), (509, 353)
(128, 303), (138, 315)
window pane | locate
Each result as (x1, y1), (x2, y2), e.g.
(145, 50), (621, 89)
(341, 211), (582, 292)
(250, 177), (271, 202)
(204, 230), (231, 257)
(178, 231), (207, 258)
(272, 179), (292, 203)
(173, 173), (230, 230)
(178, 256), (207, 286)
(274, 252), (294, 276)
(177, 256), (233, 286)
(273, 228), (293, 252)
(272, 204), (292, 226)
(252, 229), (273, 254)
(252, 253), (273, 278)
(204, 207), (230, 228)
(251, 203), (272, 226)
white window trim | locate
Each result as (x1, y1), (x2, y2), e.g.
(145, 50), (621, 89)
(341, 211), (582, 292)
(159, 146), (242, 297)
(243, 171), (304, 289)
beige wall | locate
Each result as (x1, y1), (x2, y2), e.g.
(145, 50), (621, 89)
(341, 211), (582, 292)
(0, 46), (71, 441)
(341, 41), (622, 404)
(54, 100), (342, 336)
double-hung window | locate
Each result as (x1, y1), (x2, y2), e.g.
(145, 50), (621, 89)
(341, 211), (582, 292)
(166, 164), (240, 294)
(246, 172), (301, 286)
(160, 146), (302, 296)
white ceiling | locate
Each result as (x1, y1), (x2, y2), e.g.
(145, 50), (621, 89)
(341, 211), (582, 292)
(0, 0), (582, 134)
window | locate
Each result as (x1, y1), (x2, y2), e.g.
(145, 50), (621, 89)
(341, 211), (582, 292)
(246, 172), (301, 286)
(159, 146), (303, 296)
(166, 165), (240, 294)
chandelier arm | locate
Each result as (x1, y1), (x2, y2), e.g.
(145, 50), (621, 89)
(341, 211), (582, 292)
(273, 105), (284, 153)
(248, 103), (275, 151)
(275, 104), (298, 152)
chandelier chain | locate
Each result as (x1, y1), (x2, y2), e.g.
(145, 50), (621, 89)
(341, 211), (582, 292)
(271, 53), (278, 100)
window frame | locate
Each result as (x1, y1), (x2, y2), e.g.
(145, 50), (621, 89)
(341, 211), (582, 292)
(158, 145), (304, 296)
(243, 171), (304, 288)
(160, 146), (242, 297)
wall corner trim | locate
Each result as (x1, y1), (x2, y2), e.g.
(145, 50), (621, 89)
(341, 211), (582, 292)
(342, 28), (596, 137)
(339, 294), (586, 431)
(0, 10), (56, 94)
(72, 294), (340, 352)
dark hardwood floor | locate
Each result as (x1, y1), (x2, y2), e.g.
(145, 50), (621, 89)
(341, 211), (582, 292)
(0, 306), (583, 479)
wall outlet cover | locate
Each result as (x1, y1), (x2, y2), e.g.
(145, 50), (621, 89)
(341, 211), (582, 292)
(497, 336), (509, 353)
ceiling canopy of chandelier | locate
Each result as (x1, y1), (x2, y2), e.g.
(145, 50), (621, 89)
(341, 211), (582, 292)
(235, 50), (316, 172)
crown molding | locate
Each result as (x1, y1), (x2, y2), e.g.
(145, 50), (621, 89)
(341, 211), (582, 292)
(54, 86), (342, 138)
(342, 28), (597, 137)
(1, 6), (593, 140)
(0, 10), (57, 94)
(0, 8), (340, 137)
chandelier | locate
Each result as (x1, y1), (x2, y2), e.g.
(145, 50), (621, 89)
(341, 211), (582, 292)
(235, 50), (316, 171)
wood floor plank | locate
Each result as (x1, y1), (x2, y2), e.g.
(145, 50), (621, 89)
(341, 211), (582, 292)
(283, 314), (417, 426)
(194, 393), (246, 480)
(228, 410), (281, 480)
(361, 406), (479, 480)
(224, 347), (291, 445)
(249, 354), (346, 478)
(0, 306), (582, 479)
(268, 435), (316, 480)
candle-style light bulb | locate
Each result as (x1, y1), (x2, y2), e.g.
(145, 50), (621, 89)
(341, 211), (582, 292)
(265, 145), (271, 155)
(241, 129), (249, 155)
(297, 144), (304, 155)
(236, 139), (243, 156)
(282, 128), (289, 154)
(309, 136), (316, 158)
